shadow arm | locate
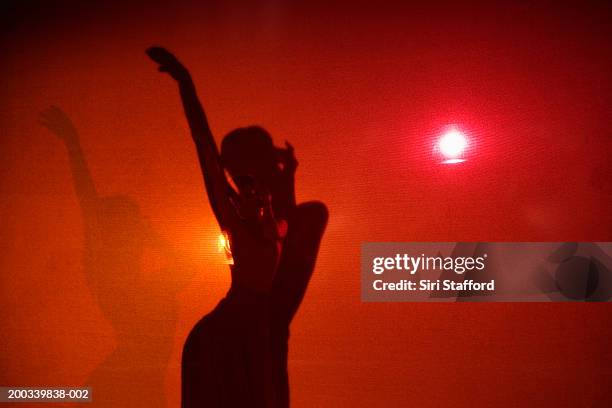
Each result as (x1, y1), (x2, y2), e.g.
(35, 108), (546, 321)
(40, 106), (98, 214)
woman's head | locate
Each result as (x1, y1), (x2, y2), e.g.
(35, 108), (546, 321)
(232, 174), (271, 220)
(221, 126), (279, 187)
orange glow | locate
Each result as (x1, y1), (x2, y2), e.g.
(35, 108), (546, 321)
(218, 231), (234, 265)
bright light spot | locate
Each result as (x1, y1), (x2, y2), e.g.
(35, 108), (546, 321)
(218, 231), (234, 265)
(218, 233), (227, 249)
(438, 128), (467, 159)
(442, 158), (466, 164)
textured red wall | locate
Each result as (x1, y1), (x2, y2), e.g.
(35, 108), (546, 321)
(1, 1), (611, 406)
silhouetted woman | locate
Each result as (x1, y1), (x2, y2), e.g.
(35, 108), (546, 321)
(147, 47), (328, 407)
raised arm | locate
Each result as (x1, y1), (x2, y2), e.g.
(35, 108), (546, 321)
(40, 106), (98, 215)
(273, 141), (298, 220)
(146, 47), (237, 229)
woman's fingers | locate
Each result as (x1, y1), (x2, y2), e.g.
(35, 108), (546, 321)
(146, 47), (188, 80)
(146, 46), (177, 65)
(39, 107), (76, 139)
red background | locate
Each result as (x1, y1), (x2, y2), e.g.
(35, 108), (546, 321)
(1, 1), (611, 406)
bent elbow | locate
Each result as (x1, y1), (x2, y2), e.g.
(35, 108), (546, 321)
(298, 201), (329, 228)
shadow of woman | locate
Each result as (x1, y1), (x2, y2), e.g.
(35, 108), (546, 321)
(40, 106), (197, 407)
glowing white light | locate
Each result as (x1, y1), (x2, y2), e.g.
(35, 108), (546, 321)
(438, 129), (468, 159)
(218, 231), (234, 265)
(442, 158), (465, 164)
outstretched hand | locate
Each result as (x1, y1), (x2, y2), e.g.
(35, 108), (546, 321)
(277, 141), (298, 174)
(39, 106), (78, 142)
(146, 47), (189, 81)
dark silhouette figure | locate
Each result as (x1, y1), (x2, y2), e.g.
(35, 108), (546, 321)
(40, 106), (197, 407)
(146, 47), (328, 408)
